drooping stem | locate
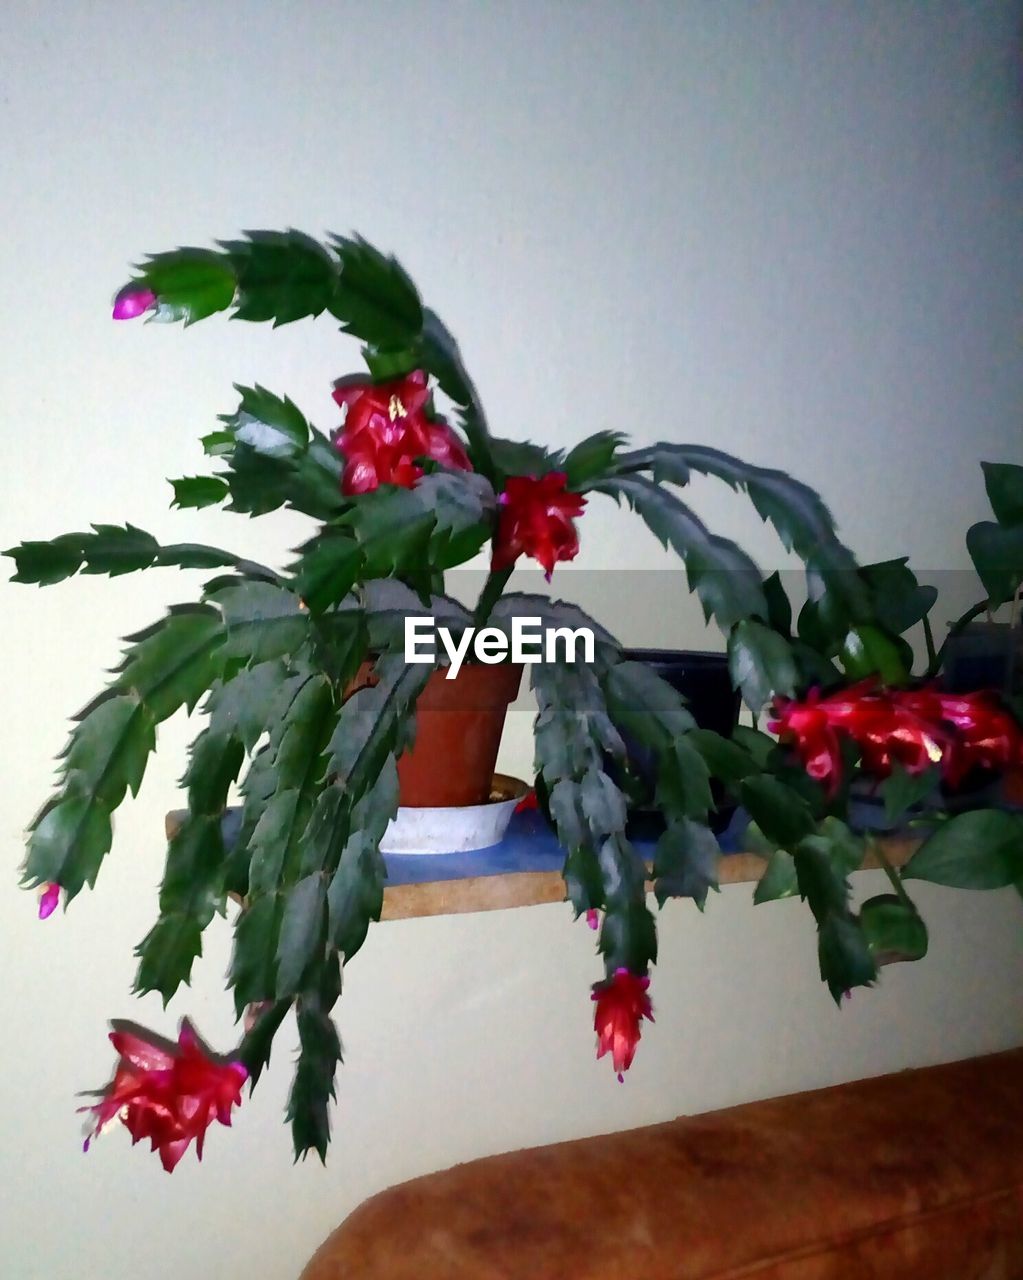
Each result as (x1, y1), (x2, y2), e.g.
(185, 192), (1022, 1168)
(922, 614), (937, 673)
(868, 836), (915, 910)
(925, 600), (989, 679)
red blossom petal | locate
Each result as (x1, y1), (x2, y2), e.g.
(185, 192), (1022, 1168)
(332, 372), (471, 496)
(770, 680), (1023, 793)
(81, 1021), (246, 1171)
(492, 471), (585, 577)
(591, 968), (654, 1079)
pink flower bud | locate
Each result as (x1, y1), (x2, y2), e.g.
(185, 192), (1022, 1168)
(112, 285), (157, 320)
(38, 882), (60, 920)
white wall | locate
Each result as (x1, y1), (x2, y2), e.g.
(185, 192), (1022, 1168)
(3, 3), (1022, 1277)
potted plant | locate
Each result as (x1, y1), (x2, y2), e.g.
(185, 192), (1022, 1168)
(739, 459), (1023, 981)
(10, 230), (1020, 1171)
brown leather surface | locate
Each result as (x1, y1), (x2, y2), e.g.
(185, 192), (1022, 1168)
(301, 1049), (1023, 1279)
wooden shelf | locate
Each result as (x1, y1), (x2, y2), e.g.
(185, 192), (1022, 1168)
(165, 810), (919, 922)
(381, 846), (921, 920)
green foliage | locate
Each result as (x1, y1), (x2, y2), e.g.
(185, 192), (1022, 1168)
(229, 675), (337, 1005)
(739, 776), (815, 848)
(171, 477), (231, 510)
(980, 461), (1023, 527)
(596, 475), (768, 629)
(966, 521), (1023, 609)
(205, 659), (291, 753)
(613, 444), (866, 614)
(731, 726), (779, 768)
(277, 874), (328, 995)
(858, 559), (937, 637)
(323, 765), (398, 960)
(727, 620), (798, 716)
(225, 230), (338, 326)
(118, 605), (227, 717)
(596, 892), (658, 974)
(135, 729), (245, 1003)
(602, 659), (695, 749)
(210, 580), (309, 663)
(290, 530), (362, 613)
(293, 474), (496, 613)
(653, 818), (719, 908)
(655, 737), (713, 822)
(488, 437), (562, 480)
(860, 895), (929, 966)
(753, 848), (798, 904)
(4, 525), (247, 585)
(762, 571), (793, 635)
(5, 533), (89, 585)
(297, 660), (430, 966)
(880, 763), (940, 825)
(794, 827), (876, 1000)
(903, 810), (1023, 889)
(222, 668), (322, 896)
(532, 657), (655, 966)
(288, 995), (343, 1164)
(230, 384), (310, 456)
(960, 458), (1023, 608)
(839, 624), (910, 684)
(816, 914), (876, 1003)
(138, 249), (237, 323)
(562, 431), (626, 488)
(417, 309), (495, 481)
(23, 607), (226, 900)
(237, 999), (293, 1090)
(61, 695), (155, 809)
(740, 792), (874, 999)
(327, 234), (423, 349)
(214, 386), (345, 521)
(685, 728), (760, 786)
(24, 795), (113, 903)
(415, 471), (496, 567)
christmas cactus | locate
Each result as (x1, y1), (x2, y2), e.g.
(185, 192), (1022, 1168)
(10, 231), (1021, 1168)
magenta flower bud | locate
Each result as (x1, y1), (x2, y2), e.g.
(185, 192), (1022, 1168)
(112, 284), (157, 320)
(38, 882), (60, 920)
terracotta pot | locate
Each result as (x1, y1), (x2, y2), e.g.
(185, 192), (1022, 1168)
(349, 661), (523, 808)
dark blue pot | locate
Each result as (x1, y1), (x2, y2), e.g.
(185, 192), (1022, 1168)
(619, 649), (740, 835)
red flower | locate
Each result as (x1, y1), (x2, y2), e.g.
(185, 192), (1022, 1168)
(492, 471), (586, 579)
(514, 789), (539, 814)
(895, 688), (1023, 788)
(769, 680), (1023, 793)
(81, 1022), (247, 1172)
(591, 968), (654, 1081)
(770, 682), (945, 793)
(332, 370), (471, 495)
(768, 689), (842, 791)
